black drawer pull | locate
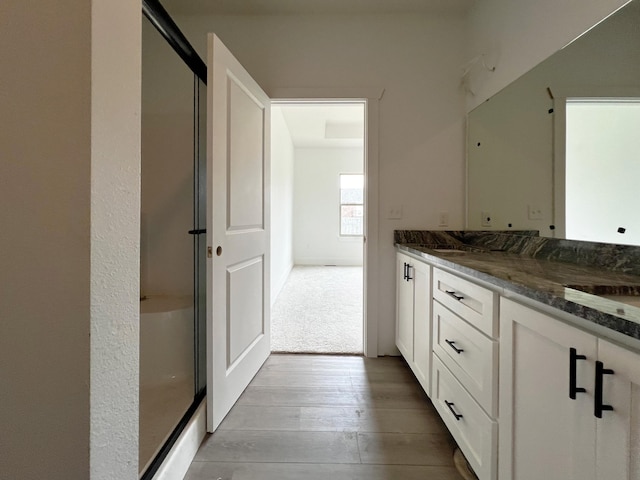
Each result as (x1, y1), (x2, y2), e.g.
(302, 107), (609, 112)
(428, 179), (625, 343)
(445, 339), (464, 354)
(444, 400), (463, 421)
(406, 264), (413, 281)
(403, 262), (408, 281)
(569, 348), (587, 400)
(445, 290), (464, 301)
(595, 361), (614, 418)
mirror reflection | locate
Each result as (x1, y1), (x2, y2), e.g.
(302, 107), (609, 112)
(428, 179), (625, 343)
(466, 0), (640, 245)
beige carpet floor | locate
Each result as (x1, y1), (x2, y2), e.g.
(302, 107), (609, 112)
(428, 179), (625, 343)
(271, 266), (363, 354)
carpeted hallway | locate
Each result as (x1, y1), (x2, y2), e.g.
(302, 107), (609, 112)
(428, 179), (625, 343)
(271, 266), (363, 354)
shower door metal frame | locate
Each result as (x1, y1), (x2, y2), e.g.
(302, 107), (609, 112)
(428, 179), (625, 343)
(140, 1), (207, 479)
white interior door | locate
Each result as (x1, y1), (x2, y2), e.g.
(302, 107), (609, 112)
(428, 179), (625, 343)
(206, 33), (271, 432)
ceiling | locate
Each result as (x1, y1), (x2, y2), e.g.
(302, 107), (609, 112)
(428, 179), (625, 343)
(276, 103), (365, 148)
(162, 0), (475, 15)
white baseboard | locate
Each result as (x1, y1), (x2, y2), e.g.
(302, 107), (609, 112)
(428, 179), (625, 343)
(151, 397), (206, 480)
(271, 262), (293, 307)
(294, 258), (364, 266)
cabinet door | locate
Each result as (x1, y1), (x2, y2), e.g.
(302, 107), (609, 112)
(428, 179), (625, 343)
(396, 253), (414, 361)
(500, 298), (597, 480)
(596, 340), (640, 479)
(412, 260), (431, 396)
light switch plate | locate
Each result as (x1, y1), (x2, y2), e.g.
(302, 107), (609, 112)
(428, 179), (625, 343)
(528, 205), (543, 220)
(387, 205), (403, 220)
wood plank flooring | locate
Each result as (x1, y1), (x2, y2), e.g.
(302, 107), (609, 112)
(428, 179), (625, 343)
(185, 354), (463, 480)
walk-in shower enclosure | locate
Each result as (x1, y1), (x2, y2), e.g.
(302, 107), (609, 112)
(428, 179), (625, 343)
(140, 10), (206, 477)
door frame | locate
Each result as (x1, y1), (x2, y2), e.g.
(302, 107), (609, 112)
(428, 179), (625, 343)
(270, 87), (382, 357)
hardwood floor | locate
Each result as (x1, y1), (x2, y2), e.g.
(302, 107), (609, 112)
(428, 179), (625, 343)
(185, 354), (463, 480)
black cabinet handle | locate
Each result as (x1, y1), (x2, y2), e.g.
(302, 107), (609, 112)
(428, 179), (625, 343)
(569, 347), (587, 400)
(406, 264), (413, 281)
(188, 228), (207, 235)
(445, 339), (464, 354)
(444, 400), (463, 421)
(403, 262), (408, 281)
(445, 290), (464, 301)
(595, 361), (614, 418)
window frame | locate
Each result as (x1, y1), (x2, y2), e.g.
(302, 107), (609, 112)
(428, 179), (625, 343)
(339, 173), (364, 237)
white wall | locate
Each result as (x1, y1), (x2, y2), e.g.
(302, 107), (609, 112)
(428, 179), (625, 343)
(1, 1), (140, 479)
(466, 0), (631, 110)
(142, 18), (194, 297)
(90, 3), (140, 477)
(270, 107), (295, 305)
(174, 11), (468, 355)
(293, 147), (364, 265)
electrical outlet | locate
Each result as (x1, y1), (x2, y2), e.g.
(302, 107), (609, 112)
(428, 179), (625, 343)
(438, 212), (449, 227)
(481, 211), (492, 227)
(528, 205), (543, 220)
(387, 205), (403, 220)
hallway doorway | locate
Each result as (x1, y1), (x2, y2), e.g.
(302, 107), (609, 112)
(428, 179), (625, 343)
(270, 102), (365, 354)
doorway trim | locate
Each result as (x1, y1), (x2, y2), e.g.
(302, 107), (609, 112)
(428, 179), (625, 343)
(270, 87), (382, 358)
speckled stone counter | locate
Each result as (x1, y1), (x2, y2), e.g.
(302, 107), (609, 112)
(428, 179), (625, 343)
(395, 230), (640, 349)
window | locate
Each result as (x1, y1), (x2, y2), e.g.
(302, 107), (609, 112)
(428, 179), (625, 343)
(340, 174), (364, 236)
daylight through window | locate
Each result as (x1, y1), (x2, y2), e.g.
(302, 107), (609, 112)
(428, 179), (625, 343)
(340, 174), (364, 236)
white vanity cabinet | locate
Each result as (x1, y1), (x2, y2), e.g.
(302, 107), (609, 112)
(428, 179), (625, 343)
(500, 297), (640, 480)
(432, 300), (498, 416)
(396, 244), (640, 480)
(596, 339), (640, 479)
(499, 298), (597, 480)
(395, 252), (432, 396)
(431, 267), (499, 480)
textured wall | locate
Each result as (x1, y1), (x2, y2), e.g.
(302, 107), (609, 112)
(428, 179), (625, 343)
(90, 1), (141, 479)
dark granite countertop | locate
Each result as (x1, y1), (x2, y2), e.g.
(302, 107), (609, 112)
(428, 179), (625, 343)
(395, 231), (640, 350)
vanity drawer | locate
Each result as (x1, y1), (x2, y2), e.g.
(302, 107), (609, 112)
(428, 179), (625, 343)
(433, 268), (498, 338)
(433, 301), (498, 417)
(432, 355), (497, 480)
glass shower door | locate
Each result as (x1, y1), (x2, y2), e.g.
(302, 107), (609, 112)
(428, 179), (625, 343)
(140, 15), (196, 474)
